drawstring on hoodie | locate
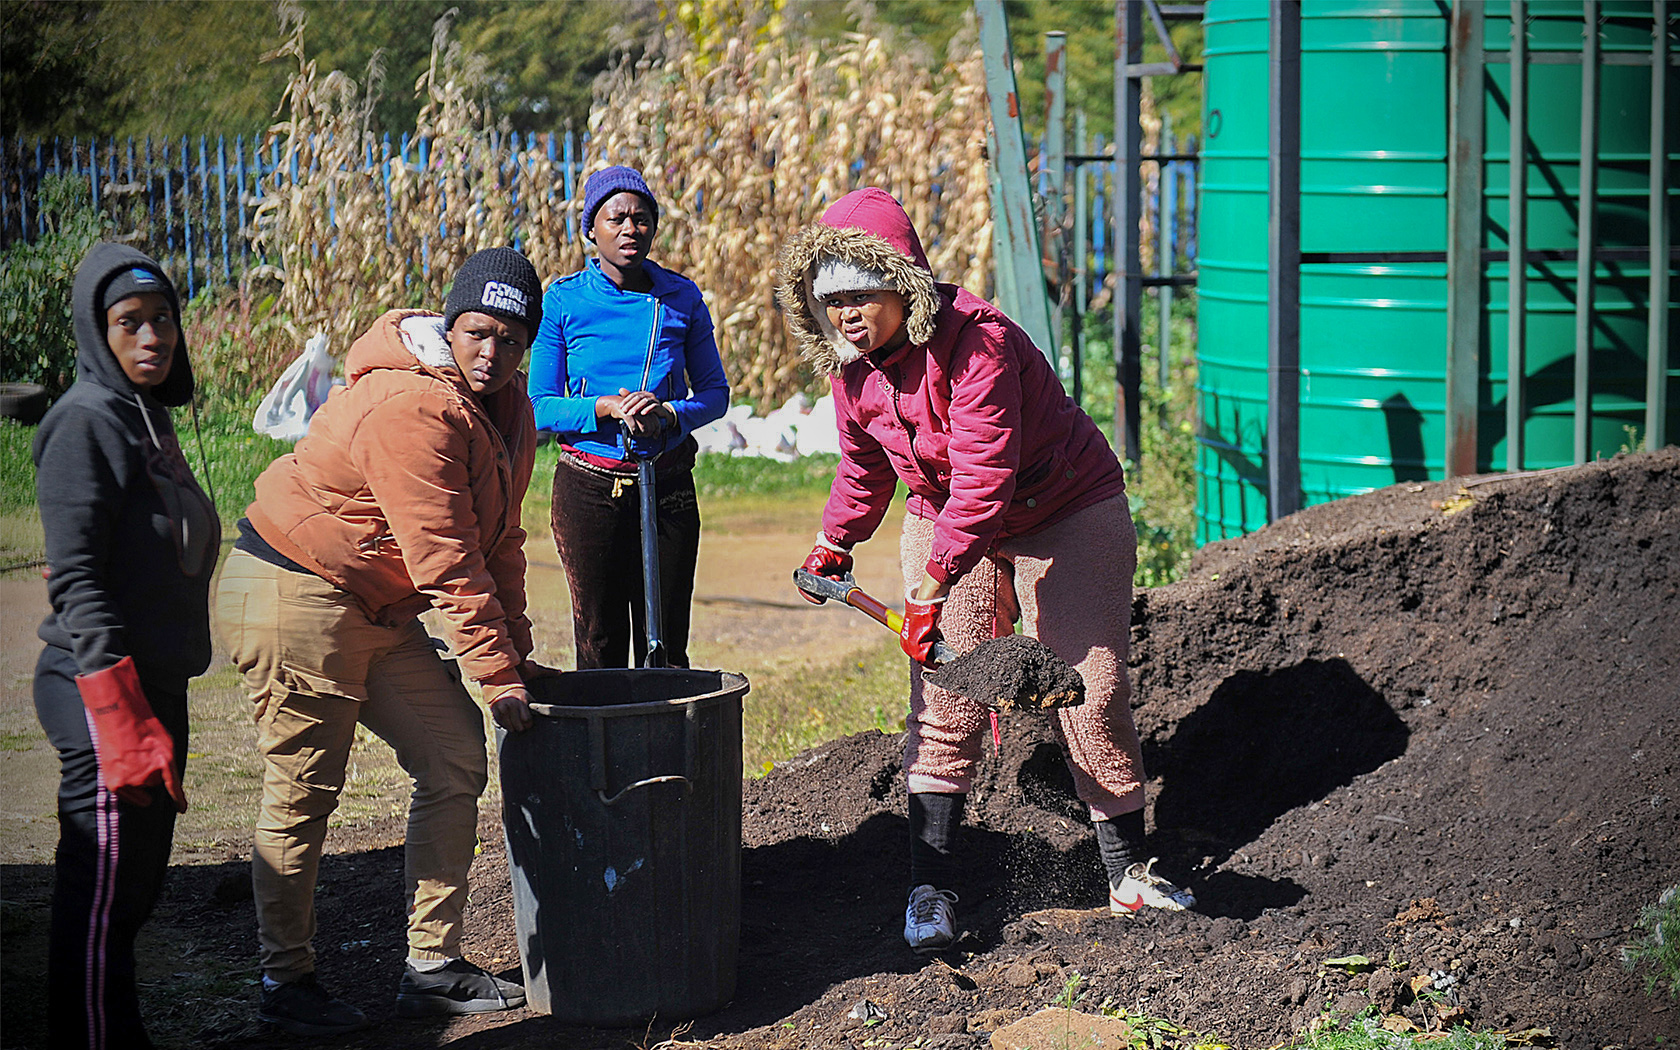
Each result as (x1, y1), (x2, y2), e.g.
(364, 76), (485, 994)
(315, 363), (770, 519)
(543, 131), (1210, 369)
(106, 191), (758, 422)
(135, 392), (195, 560)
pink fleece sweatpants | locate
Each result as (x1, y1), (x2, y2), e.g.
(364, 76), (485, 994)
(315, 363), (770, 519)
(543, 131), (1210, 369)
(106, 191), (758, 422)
(900, 495), (1146, 819)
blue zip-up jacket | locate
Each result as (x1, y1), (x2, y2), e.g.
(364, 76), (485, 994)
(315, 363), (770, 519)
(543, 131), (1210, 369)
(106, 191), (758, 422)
(529, 257), (729, 461)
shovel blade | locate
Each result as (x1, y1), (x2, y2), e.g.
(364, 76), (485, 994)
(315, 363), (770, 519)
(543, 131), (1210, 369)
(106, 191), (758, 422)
(928, 634), (1085, 713)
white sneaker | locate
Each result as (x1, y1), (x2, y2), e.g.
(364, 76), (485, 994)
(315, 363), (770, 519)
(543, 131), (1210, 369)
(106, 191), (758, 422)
(904, 884), (958, 952)
(1109, 858), (1195, 914)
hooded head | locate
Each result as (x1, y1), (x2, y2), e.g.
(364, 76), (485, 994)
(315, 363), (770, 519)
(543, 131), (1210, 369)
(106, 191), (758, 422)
(775, 187), (941, 374)
(70, 243), (195, 406)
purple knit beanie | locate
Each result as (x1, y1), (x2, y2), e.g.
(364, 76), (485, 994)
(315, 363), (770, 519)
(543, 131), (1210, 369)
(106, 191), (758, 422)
(581, 165), (659, 235)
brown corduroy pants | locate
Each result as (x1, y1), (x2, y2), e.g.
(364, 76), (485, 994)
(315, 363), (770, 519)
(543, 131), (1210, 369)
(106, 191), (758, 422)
(214, 548), (489, 981)
(899, 495), (1147, 820)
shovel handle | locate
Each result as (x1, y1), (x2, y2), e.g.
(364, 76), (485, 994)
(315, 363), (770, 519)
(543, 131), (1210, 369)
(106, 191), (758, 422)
(792, 569), (958, 665)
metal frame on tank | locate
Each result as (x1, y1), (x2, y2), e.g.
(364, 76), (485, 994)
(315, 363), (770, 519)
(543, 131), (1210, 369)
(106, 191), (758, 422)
(1263, 0), (1675, 501)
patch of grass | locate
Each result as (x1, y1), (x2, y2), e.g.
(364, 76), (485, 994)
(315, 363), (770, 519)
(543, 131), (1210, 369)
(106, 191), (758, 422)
(133, 931), (264, 1049)
(0, 421), (36, 514)
(1287, 1015), (1509, 1049)
(1, 405), (288, 550)
(745, 638), (906, 776)
(177, 409), (292, 527)
(1623, 883), (1680, 1000)
(694, 451), (842, 500)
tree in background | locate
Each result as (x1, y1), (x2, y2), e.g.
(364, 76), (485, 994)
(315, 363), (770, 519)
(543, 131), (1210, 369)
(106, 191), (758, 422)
(4, 1), (1196, 146)
(1, 0), (655, 141)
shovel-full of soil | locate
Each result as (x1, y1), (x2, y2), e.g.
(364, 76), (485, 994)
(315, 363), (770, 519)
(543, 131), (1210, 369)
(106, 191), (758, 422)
(792, 568), (1085, 712)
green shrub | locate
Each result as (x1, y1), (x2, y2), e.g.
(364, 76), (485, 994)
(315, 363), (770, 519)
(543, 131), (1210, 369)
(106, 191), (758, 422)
(1623, 883), (1680, 999)
(0, 175), (110, 396)
(1078, 296), (1199, 589)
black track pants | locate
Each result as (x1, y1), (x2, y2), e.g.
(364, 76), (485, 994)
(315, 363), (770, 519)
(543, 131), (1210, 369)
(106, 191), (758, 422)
(549, 450), (701, 669)
(33, 644), (186, 1050)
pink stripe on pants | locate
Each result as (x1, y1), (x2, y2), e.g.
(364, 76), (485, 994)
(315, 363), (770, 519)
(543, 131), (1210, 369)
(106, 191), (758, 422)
(84, 710), (118, 1050)
(901, 496), (1146, 820)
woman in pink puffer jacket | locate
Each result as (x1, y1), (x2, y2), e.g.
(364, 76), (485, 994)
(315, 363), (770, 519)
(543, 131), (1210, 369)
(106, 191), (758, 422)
(777, 188), (1196, 953)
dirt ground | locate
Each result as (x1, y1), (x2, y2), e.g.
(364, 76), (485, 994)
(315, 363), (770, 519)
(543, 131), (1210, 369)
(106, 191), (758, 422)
(5, 449), (1678, 1049)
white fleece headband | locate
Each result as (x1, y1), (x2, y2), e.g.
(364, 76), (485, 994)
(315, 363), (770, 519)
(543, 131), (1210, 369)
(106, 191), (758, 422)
(811, 257), (895, 299)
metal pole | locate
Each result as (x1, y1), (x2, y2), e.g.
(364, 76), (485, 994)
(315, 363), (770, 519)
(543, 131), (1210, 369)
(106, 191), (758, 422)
(1268, 0), (1302, 519)
(182, 136), (196, 299)
(217, 136), (231, 284)
(1507, 0), (1528, 470)
(1158, 117), (1175, 394)
(1645, 0), (1670, 452)
(1573, 0), (1600, 464)
(1445, 0), (1485, 478)
(1114, 0), (1144, 464)
(976, 0), (1058, 360)
(1046, 31), (1069, 376)
(986, 122), (1021, 318)
(1074, 111), (1089, 408)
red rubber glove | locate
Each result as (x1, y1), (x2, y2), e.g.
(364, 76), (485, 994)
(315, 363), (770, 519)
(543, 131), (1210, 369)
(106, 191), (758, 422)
(76, 656), (187, 812)
(798, 536), (854, 604)
(900, 594), (946, 666)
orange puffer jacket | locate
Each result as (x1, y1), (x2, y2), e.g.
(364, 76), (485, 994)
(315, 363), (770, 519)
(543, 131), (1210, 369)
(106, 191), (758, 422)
(247, 310), (537, 688)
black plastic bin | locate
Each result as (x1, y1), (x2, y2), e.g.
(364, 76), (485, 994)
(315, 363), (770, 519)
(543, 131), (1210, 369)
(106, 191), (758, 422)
(498, 667), (747, 1025)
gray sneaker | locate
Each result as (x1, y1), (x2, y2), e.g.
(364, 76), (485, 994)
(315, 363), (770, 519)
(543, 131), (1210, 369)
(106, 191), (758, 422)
(257, 974), (370, 1036)
(904, 884), (958, 953)
(396, 958), (526, 1017)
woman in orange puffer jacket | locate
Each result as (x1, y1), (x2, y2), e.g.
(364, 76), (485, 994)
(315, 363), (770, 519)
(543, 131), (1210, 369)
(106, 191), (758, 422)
(214, 248), (548, 1034)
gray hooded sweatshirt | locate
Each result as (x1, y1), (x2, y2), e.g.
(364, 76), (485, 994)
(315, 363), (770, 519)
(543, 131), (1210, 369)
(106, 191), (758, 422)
(33, 243), (220, 691)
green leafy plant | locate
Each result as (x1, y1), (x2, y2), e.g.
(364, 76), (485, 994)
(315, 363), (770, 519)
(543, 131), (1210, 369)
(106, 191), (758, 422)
(1622, 883), (1680, 999)
(0, 174), (111, 395)
(1290, 1012), (1509, 1049)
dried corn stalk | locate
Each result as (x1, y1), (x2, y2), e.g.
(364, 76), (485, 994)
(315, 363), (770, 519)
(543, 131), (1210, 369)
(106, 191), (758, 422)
(253, 7), (995, 403)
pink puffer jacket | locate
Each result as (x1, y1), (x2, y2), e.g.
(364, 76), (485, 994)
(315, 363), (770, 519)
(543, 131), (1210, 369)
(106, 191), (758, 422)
(776, 188), (1126, 584)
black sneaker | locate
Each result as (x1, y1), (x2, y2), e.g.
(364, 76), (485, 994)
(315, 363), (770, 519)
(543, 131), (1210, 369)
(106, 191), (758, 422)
(396, 958), (526, 1017)
(257, 973), (371, 1036)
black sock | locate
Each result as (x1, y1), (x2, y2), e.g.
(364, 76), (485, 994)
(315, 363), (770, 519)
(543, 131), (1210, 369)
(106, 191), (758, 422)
(1094, 809), (1147, 885)
(908, 792), (965, 891)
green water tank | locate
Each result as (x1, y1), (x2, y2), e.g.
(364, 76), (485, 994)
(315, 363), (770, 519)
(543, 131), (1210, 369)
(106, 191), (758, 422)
(1196, 0), (1676, 543)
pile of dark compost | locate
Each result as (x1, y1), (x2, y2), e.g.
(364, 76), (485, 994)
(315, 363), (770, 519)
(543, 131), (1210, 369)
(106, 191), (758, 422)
(12, 449), (1676, 1050)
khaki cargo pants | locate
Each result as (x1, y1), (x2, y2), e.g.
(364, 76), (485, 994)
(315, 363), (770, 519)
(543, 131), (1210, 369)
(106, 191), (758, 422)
(214, 548), (489, 981)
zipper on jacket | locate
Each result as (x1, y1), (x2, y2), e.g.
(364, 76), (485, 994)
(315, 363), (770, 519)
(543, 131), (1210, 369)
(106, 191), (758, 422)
(883, 364), (942, 491)
(450, 386), (516, 554)
(626, 296), (663, 456)
(639, 298), (662, 391)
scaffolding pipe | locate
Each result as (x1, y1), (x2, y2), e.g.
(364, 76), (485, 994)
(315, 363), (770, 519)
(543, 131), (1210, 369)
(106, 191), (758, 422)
(1267, 0), (1302, 520)
(1573, 0), (1601, 464)
(1508, 0), (1529, 470)
(1446, 0), (1486, 478)
(1645, 0), (1671, 452)
(1114, 0), (1144, 464)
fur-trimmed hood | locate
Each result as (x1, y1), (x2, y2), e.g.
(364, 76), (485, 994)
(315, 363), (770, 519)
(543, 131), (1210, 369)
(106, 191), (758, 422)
(775, 188), (942, 374)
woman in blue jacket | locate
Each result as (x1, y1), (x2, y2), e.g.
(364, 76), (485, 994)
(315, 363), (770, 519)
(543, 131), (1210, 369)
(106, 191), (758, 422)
(529, 166), (729, 668)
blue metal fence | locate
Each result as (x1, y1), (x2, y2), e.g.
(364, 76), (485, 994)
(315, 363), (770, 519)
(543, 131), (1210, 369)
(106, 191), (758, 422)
(2, 128), (1198, 313)
(1, 131), (594, 299)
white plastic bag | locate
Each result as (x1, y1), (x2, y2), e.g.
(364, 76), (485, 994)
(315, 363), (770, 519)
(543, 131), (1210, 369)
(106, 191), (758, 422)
(253, 333), (338, 442)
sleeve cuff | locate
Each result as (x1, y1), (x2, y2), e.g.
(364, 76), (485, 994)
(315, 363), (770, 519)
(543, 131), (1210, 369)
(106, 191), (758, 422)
(924, 558), (958, 586)
(476, 666), (523, 689)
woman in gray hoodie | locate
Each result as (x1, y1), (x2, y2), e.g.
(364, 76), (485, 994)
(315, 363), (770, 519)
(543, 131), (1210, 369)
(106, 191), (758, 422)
(32, 243), (219, 1050)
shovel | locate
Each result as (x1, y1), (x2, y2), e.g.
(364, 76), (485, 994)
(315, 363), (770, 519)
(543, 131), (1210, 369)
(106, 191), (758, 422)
(792, 568), (1085, 712)
(626, 425), (666, 669)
